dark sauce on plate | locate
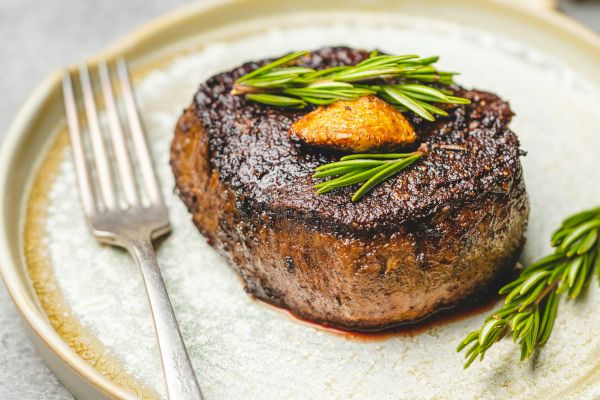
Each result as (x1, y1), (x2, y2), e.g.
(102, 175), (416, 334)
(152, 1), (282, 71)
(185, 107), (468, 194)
(263, 292), (500, 341)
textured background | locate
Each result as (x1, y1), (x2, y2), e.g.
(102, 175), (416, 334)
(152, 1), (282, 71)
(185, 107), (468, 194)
(0, 0), (598, 399)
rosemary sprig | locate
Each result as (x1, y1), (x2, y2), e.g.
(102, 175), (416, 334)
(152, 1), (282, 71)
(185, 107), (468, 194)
(312, 149), (425, 201)
(457, 206), (600, 368)
(232, 51), (470, 121)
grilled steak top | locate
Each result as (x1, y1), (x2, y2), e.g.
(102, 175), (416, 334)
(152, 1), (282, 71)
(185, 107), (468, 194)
(191, 47), (522, 235)
(173, 46), (529, 328)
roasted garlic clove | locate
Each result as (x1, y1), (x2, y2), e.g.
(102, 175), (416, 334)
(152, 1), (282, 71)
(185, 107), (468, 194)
(289, 95), (416, 152)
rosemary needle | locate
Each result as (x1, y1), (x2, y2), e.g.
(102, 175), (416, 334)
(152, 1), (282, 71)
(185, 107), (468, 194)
(351, 154), (421, 202)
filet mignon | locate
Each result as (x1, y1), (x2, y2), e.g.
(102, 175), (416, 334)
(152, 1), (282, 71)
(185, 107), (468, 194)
(170, 47), (529, 331)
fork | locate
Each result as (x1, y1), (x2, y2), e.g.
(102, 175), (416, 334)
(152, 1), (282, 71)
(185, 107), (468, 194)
(62, 59), (204, 400)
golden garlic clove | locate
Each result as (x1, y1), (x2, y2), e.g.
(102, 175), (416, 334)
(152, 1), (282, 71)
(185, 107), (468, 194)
(289, 95), (416, 152)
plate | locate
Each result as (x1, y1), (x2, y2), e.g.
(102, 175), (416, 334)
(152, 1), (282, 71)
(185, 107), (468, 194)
(2, 1), (600, 399)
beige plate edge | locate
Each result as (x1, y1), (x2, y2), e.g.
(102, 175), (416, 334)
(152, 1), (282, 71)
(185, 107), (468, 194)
(1, 0), (600, 399)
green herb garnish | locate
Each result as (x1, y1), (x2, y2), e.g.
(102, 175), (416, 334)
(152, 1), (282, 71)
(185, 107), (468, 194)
(312, 149), (425, 202)
(232, 50), (470, 121)
(234, 50), (469, 200)
(457, 206), (600, 368)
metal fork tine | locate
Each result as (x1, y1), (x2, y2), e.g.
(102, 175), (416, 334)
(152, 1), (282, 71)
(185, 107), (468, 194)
(79, 64), (117, 210)
(116, 58), (162, 206)
(62, 73), (97, 217)
(98, 61), (140, 207)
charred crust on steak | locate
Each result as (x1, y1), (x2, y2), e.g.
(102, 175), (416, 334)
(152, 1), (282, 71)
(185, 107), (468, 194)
(170, 47), (529, 330)
(189, 47), (521, 237)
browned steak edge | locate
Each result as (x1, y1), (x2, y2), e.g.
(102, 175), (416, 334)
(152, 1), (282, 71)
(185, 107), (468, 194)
(170, 105), (529, 330)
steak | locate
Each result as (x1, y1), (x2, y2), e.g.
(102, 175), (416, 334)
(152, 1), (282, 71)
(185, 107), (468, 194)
(170, 47), (529, 331)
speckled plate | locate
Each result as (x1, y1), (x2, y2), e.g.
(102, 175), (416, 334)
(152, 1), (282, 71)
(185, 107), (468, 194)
(2, 1), (600, 399)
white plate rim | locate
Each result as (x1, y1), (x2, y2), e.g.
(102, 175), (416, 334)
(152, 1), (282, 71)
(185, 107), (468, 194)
(1, 1), (599, 399)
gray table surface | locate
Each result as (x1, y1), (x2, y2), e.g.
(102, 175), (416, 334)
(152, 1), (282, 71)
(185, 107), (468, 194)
(0, 1), (598, 399)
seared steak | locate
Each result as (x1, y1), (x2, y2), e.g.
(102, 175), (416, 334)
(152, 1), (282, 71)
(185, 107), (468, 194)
(170, 47), (529, 330)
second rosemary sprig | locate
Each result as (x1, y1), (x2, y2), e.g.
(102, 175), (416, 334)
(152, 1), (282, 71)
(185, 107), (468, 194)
(313, 148), (425, 202)
(232, 50), (470, 121)
(457, 205), (600, 368)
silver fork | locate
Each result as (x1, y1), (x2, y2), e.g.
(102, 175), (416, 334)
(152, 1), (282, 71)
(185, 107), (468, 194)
(62, 59), (203, 400)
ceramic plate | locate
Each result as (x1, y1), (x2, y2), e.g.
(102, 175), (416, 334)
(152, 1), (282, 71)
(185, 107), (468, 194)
(2, 1), (600, 399)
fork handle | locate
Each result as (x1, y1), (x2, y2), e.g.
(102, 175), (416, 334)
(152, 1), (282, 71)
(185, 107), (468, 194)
(127, 237), (204, 400)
